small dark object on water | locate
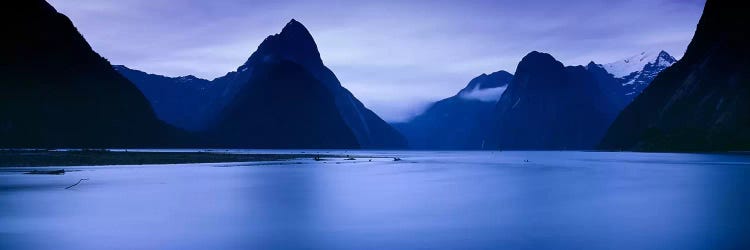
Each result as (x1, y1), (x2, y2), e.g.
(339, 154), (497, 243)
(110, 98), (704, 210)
(346, 157), (356, 160)
(314, 155), (323, 161)
(25, 169), (65, 175)
(65, 178), (89, 189)
(369, 159), (372, 162)
(524, 160), (530, 163)
(394, 157), (402, 161)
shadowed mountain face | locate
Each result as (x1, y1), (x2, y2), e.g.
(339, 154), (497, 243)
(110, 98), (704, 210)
(119, 20), (404, 149)
(114, 66), (221, 131)
(395, 50), (673, 150)
(600, 0), (750, 151)
(394, 71), (513, 149)
(215, 20), (406, 148)
(0, 0), (182, 148)
(208, 60), (359, 148)
(485, 52), (619, 150)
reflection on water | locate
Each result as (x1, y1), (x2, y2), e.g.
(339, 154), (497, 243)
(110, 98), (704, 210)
(2, 151), (750, 249)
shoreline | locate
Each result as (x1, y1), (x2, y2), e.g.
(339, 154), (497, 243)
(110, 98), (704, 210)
(0, 150), (346, 168)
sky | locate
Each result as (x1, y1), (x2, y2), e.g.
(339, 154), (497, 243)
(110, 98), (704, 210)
(48, 0), (705, 122)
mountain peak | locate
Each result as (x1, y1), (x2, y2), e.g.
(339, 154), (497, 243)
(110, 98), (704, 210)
(656, 50), (677, 64)
(516, 51), (565, 74)
(602, 50), (674, 78)
(280, 18), (310, 36)
(585, 61), (599, 69)
(240, 19), (322, 70)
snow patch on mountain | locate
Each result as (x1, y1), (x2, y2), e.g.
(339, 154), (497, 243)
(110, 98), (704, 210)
(602, 50), (670, 78)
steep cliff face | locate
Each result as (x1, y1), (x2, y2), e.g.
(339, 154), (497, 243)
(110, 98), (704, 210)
(119, 20), (405, 148)
(223, 20), (406, 148)
(600, 0), (750, 151)
(485, 52), (618, 150)
(0, 0), (182, 148)
(207, 60), (359, 149)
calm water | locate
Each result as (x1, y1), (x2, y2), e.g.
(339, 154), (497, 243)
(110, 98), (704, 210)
(1, 151), (750, 249)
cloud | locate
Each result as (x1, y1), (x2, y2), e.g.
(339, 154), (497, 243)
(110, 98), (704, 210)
(459, 86), (508, 102)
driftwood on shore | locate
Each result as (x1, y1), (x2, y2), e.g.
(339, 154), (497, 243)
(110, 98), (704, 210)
(25, 169), (65, 175)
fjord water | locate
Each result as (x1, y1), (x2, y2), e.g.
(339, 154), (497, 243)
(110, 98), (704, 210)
(1, 151), (749, 249)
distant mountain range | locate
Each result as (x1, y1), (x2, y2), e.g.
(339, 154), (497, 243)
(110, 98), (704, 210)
(393, 71), (513, 149)
(116, 20), (406, 148)
(596, 50), (677, 97)
(600, 0), (750, 151)
(4, 0), (742, 152)
(483, 52), (619, 149)
(395, 50), (676, 149)
(0, 0), (184, 148)
(113, 65), (219, 131)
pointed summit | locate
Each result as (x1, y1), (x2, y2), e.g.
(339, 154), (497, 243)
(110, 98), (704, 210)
(206, 18), (406, 148)
(279, 19), (315, 40)
(282, 19), (305, 31)
(242, 19), (322, 71)
(655, 50), (677, 65)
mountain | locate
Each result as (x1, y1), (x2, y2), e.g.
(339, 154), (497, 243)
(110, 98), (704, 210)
(394, 71), (513, 149)
(598, 50), (677, 96)
(207, 60), (359, 148)
(118, 20), (405, 148)
(600, 0), (750, 151)
(0, 0), (182, 148)
(395, 50), (673, 150)
(219, 19), (406, 148)
(586, 61), (632, 112)
(114, 65), (221, 131)
(484, 52), (619, 150)
(203, 19), (406, 148)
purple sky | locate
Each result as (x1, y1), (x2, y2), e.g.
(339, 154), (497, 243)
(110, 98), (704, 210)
(48, 0), (704, 122)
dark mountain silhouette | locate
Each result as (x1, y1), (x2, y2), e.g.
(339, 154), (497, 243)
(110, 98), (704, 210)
(207, 60), (359, 148)
(394, 71), (513, 149)
(215, 19), (405, 148)
(600, 0), (750, 151)
(114, 65), (222, 131)
(119, 19), (405, 148)
(586, 62), (632, 112)
(0, 0), (183, 148)
(485, 52), (619, 150)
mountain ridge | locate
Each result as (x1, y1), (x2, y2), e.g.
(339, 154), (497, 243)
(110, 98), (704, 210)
(116, 19), (405, 148)
(1, 0), (185, 148)
(600, 0), (750, 151)
(394, 70), (513, 149)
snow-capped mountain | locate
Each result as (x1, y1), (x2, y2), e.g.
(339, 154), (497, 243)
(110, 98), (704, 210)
(600, 50), (677, 96)
(601, 0), (750, 151)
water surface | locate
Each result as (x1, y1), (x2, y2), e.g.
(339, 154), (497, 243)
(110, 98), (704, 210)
(2, 151), (749, 249)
